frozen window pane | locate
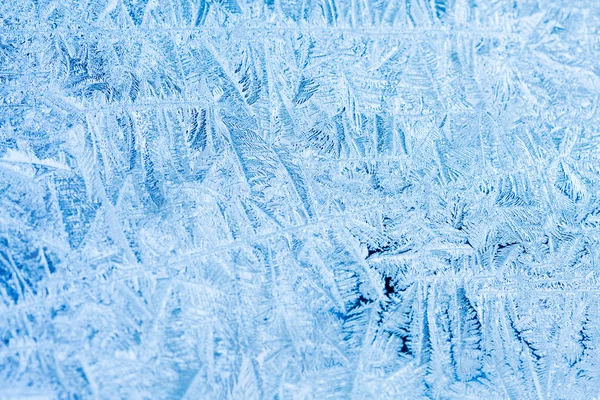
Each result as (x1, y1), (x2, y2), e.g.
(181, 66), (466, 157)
(1, 0), (599, 398)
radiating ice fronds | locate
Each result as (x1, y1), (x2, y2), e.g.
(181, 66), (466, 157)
(1, 0), (600, 398)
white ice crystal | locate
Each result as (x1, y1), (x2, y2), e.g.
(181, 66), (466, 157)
(1, 0), (600, 398)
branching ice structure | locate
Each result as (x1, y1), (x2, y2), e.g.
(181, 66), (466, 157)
(1, 0), (600, 398)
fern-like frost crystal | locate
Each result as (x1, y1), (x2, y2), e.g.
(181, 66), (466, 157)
(1, 0), (599, 398)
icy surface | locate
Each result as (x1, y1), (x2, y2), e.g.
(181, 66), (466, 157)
(1, 0), (600, 398)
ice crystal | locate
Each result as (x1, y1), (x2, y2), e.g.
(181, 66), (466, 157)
(1, 0), (600, 398)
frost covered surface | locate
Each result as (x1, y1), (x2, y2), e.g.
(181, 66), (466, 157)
(1, 0), (600, 398)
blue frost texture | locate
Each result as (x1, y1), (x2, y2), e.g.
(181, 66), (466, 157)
(1, 0), (600, 399)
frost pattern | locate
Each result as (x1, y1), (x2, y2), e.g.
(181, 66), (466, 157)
(1, 0), (600, 399)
